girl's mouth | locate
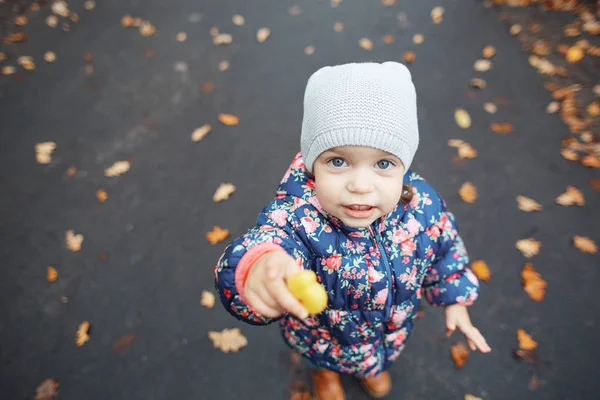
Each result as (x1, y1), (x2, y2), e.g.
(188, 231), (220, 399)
(342, 205), (375, 219)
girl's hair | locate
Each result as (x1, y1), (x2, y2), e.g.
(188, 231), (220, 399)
(400, 184), (414, 203)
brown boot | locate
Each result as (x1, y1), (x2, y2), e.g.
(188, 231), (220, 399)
(358, 371), (392, 398)
(310, 369), (345, 400)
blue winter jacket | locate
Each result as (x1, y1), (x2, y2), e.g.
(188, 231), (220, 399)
(214, 153), (480, 377)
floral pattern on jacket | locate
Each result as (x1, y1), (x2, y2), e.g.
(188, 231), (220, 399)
(214, 152), (479, 377)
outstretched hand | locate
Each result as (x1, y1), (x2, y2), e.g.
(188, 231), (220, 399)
(444, 304), (491, 353)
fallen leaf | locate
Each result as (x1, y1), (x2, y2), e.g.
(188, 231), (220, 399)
(52, 1), (70, 17)
(84, 1), (96, 11)
(66, 166), (77, 177)
(191, 124), (212, 142)
(522, 263), (547, 301)
(402, 51), (416, 63)
(232, 15), (245, 26)
(70, 13), (79, 23)
(555, 186), (584, 206)
(18, 56), (35, 70)
(218, 114), (239, 126)
(516, 238), (541, 258)
(573, 236), (598, 254)
(121, 15), (133, 27)
(546, 101), (560, 113)
(85, 65), (94, 74)
(383, 34), (395, 44)
(208, 328), (248, 352)
(587, 102), (600, 117)
(218, 60), (230, 71)
(465, 395), (483, 400)
(35, 142), (56, 164)
(359, 38), (373, 51)
(207, 226), (230, 244)
(3, 32), (28, 44)
(96, 189), (108, 203)
(35, 379), (59, 400)
(201, 81), (214, 93)
(448, 139), (477, 159)
(213, 183), (236, 202)
(201, 291), (216, 308)
(331, 0), (341, 7)
(47, 266), (58, 283)
(431, 6), (444, 24)
(0, 52), (5, 62)
(381, 0), (396, 5)
(450, 341), (470, 368)
(257, 27), (271, 43)
(581, 155), (600, 168)
(105, 160), (130, 177)
(413, 33), (424, 44)
(560, 148), (579, 161)
(288, 6), (301, 15)
(44, 51), (56, 63)
(65, 230), (84, 252)
(482, 45), (496, 58)
(470, 78), (486, 89)
(491, 122), (513, 134)
(76, 321), (90, 347)
(112, 333), (136, 355)
(139, 21), (156, 37)
(483, 102), (497, 114)
(589, 179), (600, 192)
(176, 32), (187, 42)
(566, 46), (584, 63)
(304, 45), (315, 55)
(517, 329), (537, 350)
(459, 182), (477, 203)
(474, 59), (492, 72)
(334, 22), (344, 32)
(517, 195), (542, 212)
(470, 260), (490, 281)
(210, 27), (219, 37)
(454, 108), (471, 129)
(15, 15), (27, 26)
(213, 33), (232, 45)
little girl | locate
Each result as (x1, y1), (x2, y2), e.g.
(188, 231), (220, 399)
(214, 62), (490, 399)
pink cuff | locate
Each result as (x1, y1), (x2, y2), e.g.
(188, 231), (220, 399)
(235, 242), (287, 304)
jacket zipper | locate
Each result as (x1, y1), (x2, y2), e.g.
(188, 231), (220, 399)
(372, 224), (395, 320)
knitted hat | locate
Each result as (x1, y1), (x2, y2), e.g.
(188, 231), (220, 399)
(300, 62), (419, 173)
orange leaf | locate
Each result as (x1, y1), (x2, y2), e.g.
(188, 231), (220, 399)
(112, 333), (137, 355)
(589, 179), (600, 192)
(218, 113), (239, 126)
(555, 186), (584, 206)
(47, 266), (58, 283)
(96, 189), (108, 203)
(450, 341), (470, 368)
(517, 329), (537, 350)
(573, 236), (598, 254)
(516, 238), (541, 258)
(208, 328), (248, 352)
(76, 321), (91, 347)
(35, 379), (59, 400)
(491, 122), (513, 134)
(521, 263), (546, 301)
(581, 155), (600, 168)
(402, 51), (416, 63)
(206, 226), (230, 244)
(470, 260), (490, 281)
(516, 195), (542, 212)
(459, 182), (477, 203)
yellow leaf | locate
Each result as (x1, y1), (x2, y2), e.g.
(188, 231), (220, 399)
(581, 155), (600, 168)
(201, 291), (216, 308)
(191, 124), (212, 142)
(546, 101), (560, 113)
(482, 45), (496, 58)
(213, 183), (236, 202)
(522, 263), (547, 301)
(516, 238), (541, 258)
(459, 182), (477, 203)
(383, 34), (395, 44)
(413, 33), (424, 44)
(96, 189), (108, 203)
(176, 32), (187, 42)
(470, 260), (490, 281)
(232, 15), (245, 26)
(76, 321), (90, 347)
(465, 395), (483, 400)
(47, 266), (58, 283)
(44, 51), (56, 63)
(65, 230), (83, 252)
(483, 102), (497, 114)
(213, 33), (232, 45)
(208, 328), (248, 352)
(473, 59), (492, 71)
(555, 186), (584, 206)
(35, 378), (59, 400)
(516, 195), (542, 212)
(573, 236), (598, 254)
(402, 51), (416, 63)
(566, 46), (584, 63)
(218, 114), (239, 126)
(431, 6), (444, 24)
(206, 226), (230, 244)
(454, 108), (471, 129)
(35, 142), (56, 164)
(359, 38), (373, 51)
(256, 27), (270, 43)
(333, 22), (344, 32)
(104, 160), (130, 177)
(517, 329), (537, 350)
(470, 78), (486, 89)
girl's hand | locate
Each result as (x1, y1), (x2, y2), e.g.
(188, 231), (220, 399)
(444, 304), (491, 353)
(244, 251), (309, 320)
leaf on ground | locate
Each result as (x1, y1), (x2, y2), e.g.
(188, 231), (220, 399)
(555, 186), (584, 206)
(431, 6), (444, 24)
(402, 51), (416, 63)
(213, 33), (232, 45)
(573, 236), (598, 254)
(112, 333), (136, 355)
(3, 32), (28, 44)
(470, 78), (486, 89)
(213, 183), (236, 202)
(470, 260), (490, 281)
(208, 328), (248, 352)
(590, 179), (600, 192)
(359, 38), (373, 51)
(52, 1), (70, 17)
(450, 341), (470, 368)
(448, 139), (477, 159)
(218, 114), (239, 126)
(65, 230), (83, 252)
(546, 101), (560, 113)
(76, 321), (91, 347)
(191, 124), (212, 142)
(232, 15), (245, 26)
(581, 155), (600, 168)
(207, 226), (230, 244)
(304, 45), (315, 55)
(96, 189), (108, 203)
(522, 263), (546, 301)
(483, 102), (497, 114)
(201, 291), (215, 308)
(566, 46), (584, 63)
(516, 238), (541, 258)
(139, 21), (156, 37)
(383, 34), (395, 44)
(454, 108), (471, 129)
(176, 32), (187, 42)
(482, 45), (496, 58)
(381, 0), (397, 5)
(560, 148), (579, 161)
(1, 65), (15, 75)
(66, 166), (77, 177)
(474, 59), (492, 72)
(413, 33), (424, 44)
(35, 142), (56, 164)
(459, 182), (477, 203)
(517, 329), (537, 350)
(218, 60), (230, 71)
(47, 266), (58, 283)
(288, 6), (301, 15)
(517, 195), (542, 212)
(104, 160), (130, 177)
(44, 51), (56, 63)
(491, 122), (513, 134)
(201, 81), (214, 93)
(465, 395), (483, 400)
(256, 27), (270, 43)
(333, 22), (344, 32)
(35, 379), (59, 400)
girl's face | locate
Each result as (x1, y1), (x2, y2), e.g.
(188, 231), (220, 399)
(312, 146), (405, 229)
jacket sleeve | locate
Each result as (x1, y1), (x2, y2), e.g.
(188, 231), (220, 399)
(213, 197), (311, 325)
(422, 194), (480, 307)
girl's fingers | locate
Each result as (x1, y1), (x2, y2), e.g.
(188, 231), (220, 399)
(465, 327), (491, 353)
(245, 291), (283, 318)
(266, 277), (308, 320)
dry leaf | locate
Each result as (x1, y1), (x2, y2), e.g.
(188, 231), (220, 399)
(76, 321), (90, 346)
(459, 182), (477, 203)
(465, 395), (483, 400)
(218, 114), (239, 126)
(587, 102), (600, 117)
(474, 59), (492, 72)
(381, 0), (396, 5)
(201, 291), (216, 308)
(201, 81), (214, 93)
(522, 263), (546, 301)
(517, 195), (542, 212)
(232, 15), (245, 26)
(573, 236), (598, 254)
(413, 33), (424, 44)
(0, 52), (5, 62)
(47, 266), (58, 283)
(112, 333), (136, 355)
(213, 183), (236, 202)
(15, 15), (27, 26)
(454, 109), (471, 128)
(207, 226), (230, 244)
(208, 328), (248, 352)
(517, 329), (537, 350)
(52, 1), (70, 17)
(589, 179), (600, 192)
(84, 1), (96, 11)
(516, 238), (541, 258)
(288, 6), (301, 15)
(139, 21), (156, 37)
(35, 379), (59, 400)
(383, 34), (395, 44)
(44, 51), (56, 63)
(213, 33), (232, 45)
(402, 51), (416, 63)
(491, 122), (513, 134)
(566, 46), (584, 63)
(304, 45), (315, 55)
(359, 38), (373, 51)
(18, 56), (35, 70)
(2, 65), (15, 75)
(218, 60), (230, 71)
(66, 166), (77, 177)
(448, 139), (478, 159)
(560, 148), (579, 161)
(334, 22), (344, 32)
(555, 186), (584, 206)
(483, 102), (497, 114)
(191, 124), (212, 142)
(96, 189), (108, 203)
(105, 161), (130, 177)
(450, 341), (470, 368)
(470, 260), (490, 281)
(121, 15), (133, 27)
(176, 32), (187, 42)
(35, 142), (56, 164)
(431, 6), (444, 24)
(3, 32), (28, 44)
(482, 45), (496, 58)
(70, 13), (79, 23)
(257, 27), (271, 43)
(546, 101), (560, 113)
(582, 155), (600, 168)
(470, 78), (486, 89)
(65, 230), (83, 252)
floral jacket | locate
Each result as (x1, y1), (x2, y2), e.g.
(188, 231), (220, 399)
(214, 152), (480, 378)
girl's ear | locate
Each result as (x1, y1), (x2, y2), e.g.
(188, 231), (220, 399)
(400, 184), (414, 204)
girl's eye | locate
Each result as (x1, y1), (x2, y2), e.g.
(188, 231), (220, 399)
(376, 160), (393, 170)
(329, 158), (347, 168)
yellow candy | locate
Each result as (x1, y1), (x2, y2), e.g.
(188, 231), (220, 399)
(287, 270), (328, 315)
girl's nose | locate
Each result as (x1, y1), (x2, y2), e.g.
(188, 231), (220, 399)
(346, 171), (374, 194)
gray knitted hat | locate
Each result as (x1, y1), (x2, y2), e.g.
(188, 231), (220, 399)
(301, 62), (419, 173)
